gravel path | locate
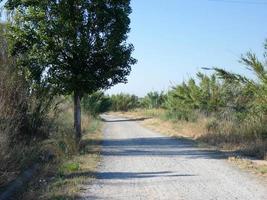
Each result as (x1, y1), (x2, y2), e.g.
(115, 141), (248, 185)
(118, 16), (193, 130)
(81, 114), (267, 200)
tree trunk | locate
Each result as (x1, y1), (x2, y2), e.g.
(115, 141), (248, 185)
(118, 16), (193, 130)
(74, 91), (82, 142)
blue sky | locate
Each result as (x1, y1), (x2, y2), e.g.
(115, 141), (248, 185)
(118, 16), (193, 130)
(1, 0), (267, 97)
(107, 0), (267, 96)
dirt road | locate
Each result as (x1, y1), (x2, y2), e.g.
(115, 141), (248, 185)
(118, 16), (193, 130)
(81, 115), (267, 200)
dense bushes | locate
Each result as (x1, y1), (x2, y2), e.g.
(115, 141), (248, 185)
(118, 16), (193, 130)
(81, 91), (166, 114)
(109, 93), (139, 112)
(0, 26), (101, 195)
(0, 23), (70, 188)
(82, 93), (142, 114)
(82, 92), (112, 116)
(81, 40), (267, 159)
(150, 42), (266, 158)
(82, 93), (140, 113)
(165, 74), (218, 121)
(0, 23), (99, 193)
(140, 91), (166, 109)
(205, 51), (267, 157)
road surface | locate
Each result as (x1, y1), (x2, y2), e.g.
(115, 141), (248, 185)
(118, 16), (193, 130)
(81, 114), (267, 200)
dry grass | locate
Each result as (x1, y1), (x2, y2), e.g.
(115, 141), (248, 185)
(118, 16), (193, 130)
(39, 122), (102, 200)
(21, 106), (103, 200)
(112, 109), (207, 139)
(0, 61), (55, 189)
(113, 109), (267, 179)
(143, 118), (208, 139)
(114, 109), (266, 157)
(228, 157), (267, 179)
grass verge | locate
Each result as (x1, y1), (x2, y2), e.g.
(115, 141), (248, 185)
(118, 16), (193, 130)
(228, 157), (267, 181)
(21, 111), (102, 200)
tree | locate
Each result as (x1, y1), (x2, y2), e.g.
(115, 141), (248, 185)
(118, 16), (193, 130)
(4, 0), (136, 141)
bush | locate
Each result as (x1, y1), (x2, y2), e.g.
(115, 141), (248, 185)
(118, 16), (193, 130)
(110, 93), (140, 111)
(0, 23), (55, 187)
(82, 92), (111, 116)
(140, 91), (166, 109)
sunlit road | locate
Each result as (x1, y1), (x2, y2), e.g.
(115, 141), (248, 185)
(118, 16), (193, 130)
(81, 114), (267, 200)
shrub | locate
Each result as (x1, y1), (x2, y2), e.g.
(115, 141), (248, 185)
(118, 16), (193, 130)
(140, 91), (166, 109)
(0, 23), (55, 187)
(110, 93), (140, 111)
(82, 92), (111, 116)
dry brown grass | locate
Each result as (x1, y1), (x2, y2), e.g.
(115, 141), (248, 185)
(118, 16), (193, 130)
(114, 109), (266, 156)
(112, 109), (207, 139)
(0, 61), (55, 189)
(20, 104), (103, 200)
(228, 157), (267, 180)
(113, 109), (267, 178)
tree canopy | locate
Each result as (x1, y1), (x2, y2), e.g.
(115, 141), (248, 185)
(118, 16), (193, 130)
(3, 0), (136, 140)
(4, 0), (136, 95)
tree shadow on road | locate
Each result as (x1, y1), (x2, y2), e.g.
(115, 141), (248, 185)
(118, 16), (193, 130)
(64, 171), (196, 181)
(97, 136), (230, 160)
(101, 117), (150, 123)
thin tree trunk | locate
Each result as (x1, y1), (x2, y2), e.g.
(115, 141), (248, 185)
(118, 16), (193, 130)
(74, 91), (82, 142)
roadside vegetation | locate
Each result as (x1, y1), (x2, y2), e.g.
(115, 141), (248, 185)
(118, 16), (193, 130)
(0, 0), (134, 198)
(0, 25), (102, 198)
(1, 0), (266, 197)
(22, 106), (102, 200)
(86, 40), (267, 162)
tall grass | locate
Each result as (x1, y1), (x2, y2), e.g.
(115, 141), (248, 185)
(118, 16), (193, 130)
(110, 93), (139, 111)
(140, 91), (166, 109)
(0, 22), (99, 194)
(22, 103), (102, 200)
(0, 23), (66, 188)
(82, 91), (111, 116)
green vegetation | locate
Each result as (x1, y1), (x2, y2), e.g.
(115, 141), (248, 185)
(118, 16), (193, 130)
(165, 63), (267, 158)
(5, 0), (136, 141)
(81, 91), (166, 114)
(1, 0), (135, 198)
(110, 93), (140, 112)
(0, 1), (134, 199)
(0, 0), (266, 197)
(140, 91), (166, 109)
(22, 111), (103, 200)
(0, 22), (55, 188)
(0, 63), (102, 198)
(111, 41), (267, 160)
(76, 39), (267, 161)
(164, 73), (222, 121)
(82, 92), (111, 117)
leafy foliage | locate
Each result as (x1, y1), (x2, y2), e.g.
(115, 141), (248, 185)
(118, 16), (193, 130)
(164, 74), (224, 121)
(4, 0), (136, 140)
(213, 50), (267, 140)
(0, 23), (57, 187)
(140, 91), (165, 109)
(110, 93), (139, 112)
(0, 23), (53, 144)
(5, 0), (136, 95)
(82, 91), (111, 116)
